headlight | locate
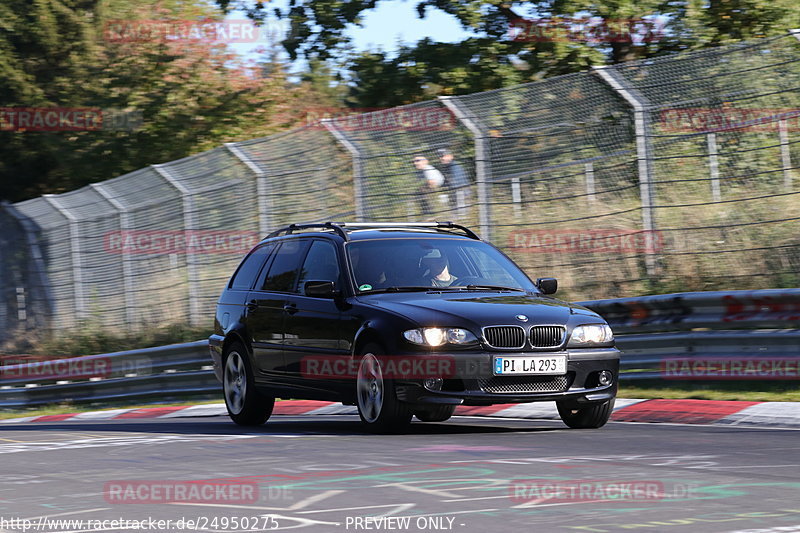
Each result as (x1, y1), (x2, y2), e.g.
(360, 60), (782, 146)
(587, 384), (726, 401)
(568, 324), (614, 346)
(403, 328), (478, 347)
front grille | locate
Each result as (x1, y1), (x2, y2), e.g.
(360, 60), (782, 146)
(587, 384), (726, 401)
(478, 375), (571, 394)
(530, 325), (566, 348)
(483, 326), (526, 349)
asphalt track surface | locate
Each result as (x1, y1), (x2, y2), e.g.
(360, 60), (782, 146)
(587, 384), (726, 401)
(1, 414), (799, 533)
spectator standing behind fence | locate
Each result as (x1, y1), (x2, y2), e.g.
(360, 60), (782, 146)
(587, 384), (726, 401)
(413, 155), (447, 217)
(437, 149), (471, 218)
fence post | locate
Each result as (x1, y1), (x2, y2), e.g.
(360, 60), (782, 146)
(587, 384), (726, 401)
(707, 133), (721, 202)
(585, 162), (596, 202)
(321, 119), (365, 222)
(778, 119), (793, 191)
(90, 183), (136, 329)
(593, 66), (657, 276)
(152, 164), (200, 327)
(41, 195), (86, 323)
(438, 96), (492, 241)
(225, 142), (273, 235)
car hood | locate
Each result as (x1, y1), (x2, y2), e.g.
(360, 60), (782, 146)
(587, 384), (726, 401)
(358, 292), (601, 327)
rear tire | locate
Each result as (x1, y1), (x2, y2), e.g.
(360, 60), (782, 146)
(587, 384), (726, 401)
(415, 405), (456, 422)
(356, 343), (412, 433)
(223, 342), (274, 426)
(557, 398), (615, 429)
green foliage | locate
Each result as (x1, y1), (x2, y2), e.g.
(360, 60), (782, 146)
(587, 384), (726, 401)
(0, 0), (331, 203)
(225, 0), (800, 107)
(3, 321), (211, 356)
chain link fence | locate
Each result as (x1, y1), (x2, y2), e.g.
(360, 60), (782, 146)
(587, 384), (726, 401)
(1, 32), (799, 339)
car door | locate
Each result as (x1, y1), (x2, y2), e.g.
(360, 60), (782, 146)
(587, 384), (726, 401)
(246, 238), (310, 376)
(282, 239), (347, 388)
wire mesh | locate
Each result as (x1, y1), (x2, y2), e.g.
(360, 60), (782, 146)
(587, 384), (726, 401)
(1, 33), (799, 339)
(325, 101), (478, 225)
(233, 124), (354, 227)
(610, 33), (800, 293)
(450, 72), (643, 298)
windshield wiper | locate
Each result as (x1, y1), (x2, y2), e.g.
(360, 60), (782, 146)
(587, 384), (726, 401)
(359, 286), (437, 294)
(462, 285), (525, 292)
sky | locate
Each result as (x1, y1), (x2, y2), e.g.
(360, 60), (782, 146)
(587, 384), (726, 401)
(228, 0), (472, 64)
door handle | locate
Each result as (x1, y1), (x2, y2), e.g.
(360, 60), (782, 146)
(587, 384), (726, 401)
(283, 303), (298, 315)
(246, 300), (259, 311)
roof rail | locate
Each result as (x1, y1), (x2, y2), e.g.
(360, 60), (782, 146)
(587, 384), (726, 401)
(265, 221), (481, 241)
(266, 222), (350, 241)
(334, 221), (481, 240)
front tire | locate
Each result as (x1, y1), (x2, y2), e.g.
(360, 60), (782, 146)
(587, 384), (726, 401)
(415, 405), (456, 422)
(356, 344), (412, 432)
(223, 342), (274, 426)
(557, 398), (615, 429)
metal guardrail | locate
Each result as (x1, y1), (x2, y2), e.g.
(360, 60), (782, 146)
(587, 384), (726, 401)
(0, 341), (217, 408)
(577, 288), (800, 334)
(0, 290), (797, 407)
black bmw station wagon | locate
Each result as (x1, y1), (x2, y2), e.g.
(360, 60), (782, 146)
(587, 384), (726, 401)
(209, 222), (619, 432)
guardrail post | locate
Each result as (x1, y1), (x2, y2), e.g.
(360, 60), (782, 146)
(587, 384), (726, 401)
(438, 96), (492, 241)
(707, 133), (721, 202)
(152, 164), (201, 327)
(41, 195), (86, 322)
(593, 66), (658, 276)
(90, 183), (136, 328)
(321, 119), (365, 222)
(224, 142), (273, 235)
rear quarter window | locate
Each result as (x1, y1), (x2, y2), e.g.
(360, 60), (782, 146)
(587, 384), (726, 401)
(259, 239), (311, 293)
(229, 244), (274, 290)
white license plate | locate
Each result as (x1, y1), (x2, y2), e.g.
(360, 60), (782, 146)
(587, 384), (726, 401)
(493, 355), (567, 375)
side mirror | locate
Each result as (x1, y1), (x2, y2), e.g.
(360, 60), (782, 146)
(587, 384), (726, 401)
(536, 277), (558, 295)
(304, 280), (337, 298)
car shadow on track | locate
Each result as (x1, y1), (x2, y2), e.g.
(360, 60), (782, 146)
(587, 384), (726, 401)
(0, 415), (567, 436)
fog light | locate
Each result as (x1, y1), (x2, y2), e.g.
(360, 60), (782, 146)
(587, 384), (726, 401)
(424, 378), (443, 391)
(598, 371), (613, 386)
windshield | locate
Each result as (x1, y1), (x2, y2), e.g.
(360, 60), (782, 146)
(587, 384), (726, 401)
(347, 238), (537, 292)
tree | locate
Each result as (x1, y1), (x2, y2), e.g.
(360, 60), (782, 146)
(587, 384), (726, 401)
(0, 0), (327, 202)
(219, 0), (800, 107)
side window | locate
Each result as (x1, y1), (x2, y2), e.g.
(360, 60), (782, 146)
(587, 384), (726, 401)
(259, 239), (310, 293)
(297, 240), (341, 294)
(229, 244), (274, 290)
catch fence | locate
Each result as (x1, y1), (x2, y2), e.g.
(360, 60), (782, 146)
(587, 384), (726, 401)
(2, 32), (799, 337)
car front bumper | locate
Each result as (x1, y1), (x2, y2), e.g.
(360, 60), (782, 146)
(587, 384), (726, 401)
(393, 347), (619, 407)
